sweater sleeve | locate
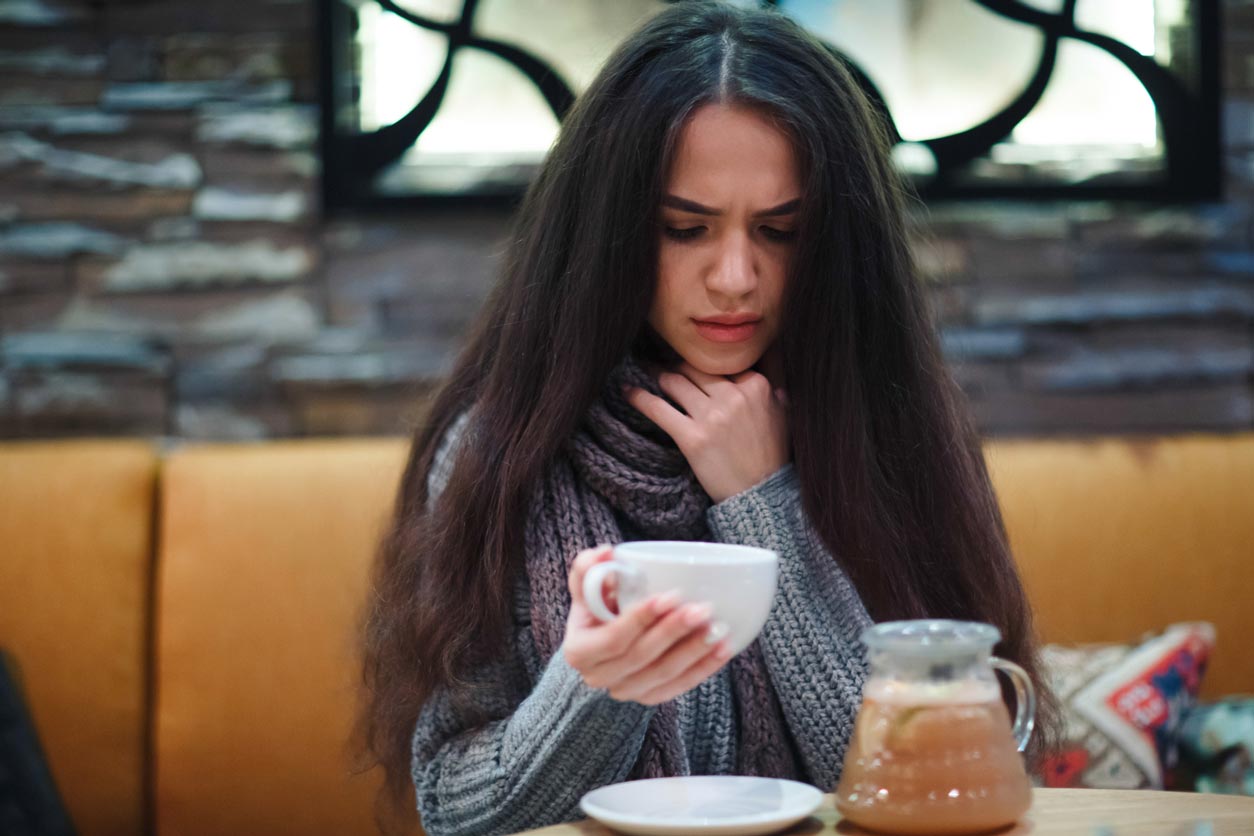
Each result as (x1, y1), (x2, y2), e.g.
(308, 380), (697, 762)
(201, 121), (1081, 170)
(411, 647), (655, 836)
(410, 415), (657, 836)
(705, 464), (872, 790)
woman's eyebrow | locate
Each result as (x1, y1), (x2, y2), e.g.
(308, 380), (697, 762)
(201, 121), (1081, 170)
(661, 195), (801, 217)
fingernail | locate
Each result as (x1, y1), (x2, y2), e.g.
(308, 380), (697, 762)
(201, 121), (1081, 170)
(684, 603), (713, 626)
(653, 591), (682, 613)
(715, 640), (733, 660)
(704, 621), (730, 645)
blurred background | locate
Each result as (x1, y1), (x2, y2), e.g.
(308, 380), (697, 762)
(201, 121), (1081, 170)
(0, 0), (1249, 441)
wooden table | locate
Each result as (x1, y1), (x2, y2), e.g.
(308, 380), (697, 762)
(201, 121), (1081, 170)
(520, 788), (1254, 835)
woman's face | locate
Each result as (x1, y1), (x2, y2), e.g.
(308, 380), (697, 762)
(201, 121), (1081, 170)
(650, 103), (801, 377)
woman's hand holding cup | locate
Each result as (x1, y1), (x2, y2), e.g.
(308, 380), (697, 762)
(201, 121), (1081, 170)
(563, 545), (733, 705)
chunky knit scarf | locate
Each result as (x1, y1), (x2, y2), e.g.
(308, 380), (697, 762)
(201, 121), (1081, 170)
(523, 358), (800, 779)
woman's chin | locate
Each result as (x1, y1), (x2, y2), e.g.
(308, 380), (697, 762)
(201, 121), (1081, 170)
(680, 347), (764, 377)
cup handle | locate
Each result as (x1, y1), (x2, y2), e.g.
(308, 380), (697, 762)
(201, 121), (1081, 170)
(582, 560), (640, 622)
(991, 656), (1036, 753)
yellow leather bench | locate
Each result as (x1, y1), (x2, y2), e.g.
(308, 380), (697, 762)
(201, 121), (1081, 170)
(987, 435), (1254, 700)
(1, 433), (1252, 836)
(154, 440), (407, 836)
(0, 442), (157, 836)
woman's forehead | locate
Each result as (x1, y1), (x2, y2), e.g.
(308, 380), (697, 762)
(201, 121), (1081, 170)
(665, 103), (801, 208)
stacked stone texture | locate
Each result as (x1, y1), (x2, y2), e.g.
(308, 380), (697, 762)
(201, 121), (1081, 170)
(0, 0), (1251, 439)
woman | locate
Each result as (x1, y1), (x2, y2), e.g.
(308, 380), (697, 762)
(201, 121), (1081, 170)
(358, 3), (1057, 834)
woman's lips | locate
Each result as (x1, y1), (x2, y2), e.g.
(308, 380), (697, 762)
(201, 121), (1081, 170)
(693, 319), (760, 343)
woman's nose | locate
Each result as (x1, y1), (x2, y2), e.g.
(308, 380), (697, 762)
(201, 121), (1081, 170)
(705, 233), (757, 299)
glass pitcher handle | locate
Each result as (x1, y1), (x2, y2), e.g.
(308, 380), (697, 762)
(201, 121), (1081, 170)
(991, 656), (1036, 753)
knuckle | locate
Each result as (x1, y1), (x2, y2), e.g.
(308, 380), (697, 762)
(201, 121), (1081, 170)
(681, 659), (713, 685)
(609, 684), (638, 702)
(619, 643), (652, 670)
(667, 626), (696, 649)
(604, 630), (632, 658)
(652, 656), (688, 683)
(629, 615), (656, 639)
(655, 672), (689, 698)
(656, 610), (691, 638)
(630, 600), (658, 623)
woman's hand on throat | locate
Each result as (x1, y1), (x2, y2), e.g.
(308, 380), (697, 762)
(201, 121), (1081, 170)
(624, 361), (790, 504)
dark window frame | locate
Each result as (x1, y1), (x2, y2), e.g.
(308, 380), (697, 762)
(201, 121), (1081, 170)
(317, 0), (1223, 213)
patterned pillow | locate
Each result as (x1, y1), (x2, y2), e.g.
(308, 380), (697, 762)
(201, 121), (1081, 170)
(1037, 622), (1215, 790)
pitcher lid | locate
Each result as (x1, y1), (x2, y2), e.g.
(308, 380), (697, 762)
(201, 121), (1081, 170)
(862, 619), (1001, 656)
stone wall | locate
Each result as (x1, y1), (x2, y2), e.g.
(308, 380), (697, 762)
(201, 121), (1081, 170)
(1, 0), (1251, 439)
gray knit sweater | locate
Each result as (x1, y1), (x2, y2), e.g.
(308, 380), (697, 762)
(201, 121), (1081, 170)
(412, 417), (872, 836)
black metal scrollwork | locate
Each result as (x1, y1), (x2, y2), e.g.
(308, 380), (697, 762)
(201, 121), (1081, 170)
(920, 0), (1213, 198)
(324, 0), (576, 202)
(320, 0), (1219, 207)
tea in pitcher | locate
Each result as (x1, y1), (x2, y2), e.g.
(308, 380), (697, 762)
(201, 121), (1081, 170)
(835, 621), (1035, 835)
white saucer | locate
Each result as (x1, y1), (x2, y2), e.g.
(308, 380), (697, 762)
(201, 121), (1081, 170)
(579, 776), (823, 836)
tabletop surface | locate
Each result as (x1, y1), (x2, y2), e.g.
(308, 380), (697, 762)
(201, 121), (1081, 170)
(518, 787), (1254, 835)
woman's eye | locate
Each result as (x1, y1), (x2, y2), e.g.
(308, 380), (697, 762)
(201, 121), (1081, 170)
(664, 226), (705, 241)
(761, 226), (796, 242)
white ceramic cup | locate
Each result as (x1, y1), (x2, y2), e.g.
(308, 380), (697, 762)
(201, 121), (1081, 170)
(581, 541), (779, 656)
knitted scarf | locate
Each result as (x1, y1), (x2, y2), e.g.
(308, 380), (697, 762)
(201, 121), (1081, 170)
(523, 358), (800, 779)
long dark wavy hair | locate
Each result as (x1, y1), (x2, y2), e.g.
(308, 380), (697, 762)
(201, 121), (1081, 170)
(357, 0), (1058, 823)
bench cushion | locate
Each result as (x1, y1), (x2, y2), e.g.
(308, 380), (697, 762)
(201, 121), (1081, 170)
(0, 441), (157, 836)
(987, 434), (1254, 698)
(154, 439), (412, 836)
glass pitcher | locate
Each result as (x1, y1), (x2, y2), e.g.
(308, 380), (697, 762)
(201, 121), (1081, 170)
(835, 620), (1035, 835)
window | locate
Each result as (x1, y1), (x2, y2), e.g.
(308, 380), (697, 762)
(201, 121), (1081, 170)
(319, 0), (1220, 209)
